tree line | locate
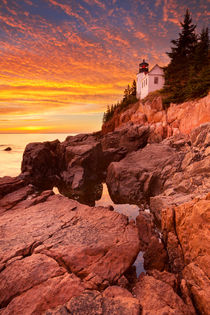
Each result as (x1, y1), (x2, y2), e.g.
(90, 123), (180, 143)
(163, 9), (210, 105)
(103, 80), (137, 123)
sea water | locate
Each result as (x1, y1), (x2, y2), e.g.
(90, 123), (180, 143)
(0, 133), (70, 177)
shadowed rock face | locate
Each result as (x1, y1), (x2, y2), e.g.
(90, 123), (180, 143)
(21, 134), (105, 205)
(20, 126), (150, 206)
(106, 143), (181, 204)
(21, 140), (61, 189)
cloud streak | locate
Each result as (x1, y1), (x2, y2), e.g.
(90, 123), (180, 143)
(0, 0), (208, 132)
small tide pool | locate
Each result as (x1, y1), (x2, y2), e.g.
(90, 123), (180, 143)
(95, 183), (140, 221)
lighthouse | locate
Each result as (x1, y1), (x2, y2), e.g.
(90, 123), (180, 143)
(136, 60), (165, 99)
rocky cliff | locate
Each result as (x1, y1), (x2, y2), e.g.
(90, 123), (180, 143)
(102, 93), (210, 142)
(0, 94), (209, 314)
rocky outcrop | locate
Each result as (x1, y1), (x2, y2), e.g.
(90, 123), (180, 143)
(106, 123), (209, 222)
(162, 194), (210, 314)
(150, 123), (210, 224)
(136, 211), (168, 271)
(21, 140), (61, 189)
(20, 125), (151, 206)
(101, 123), (149, 153)
(1, 94), (209, 314)
(45, 287), (141, 315)
(0, 175), (25, 198)
(21, 134), (104, 205)
(133, 273), (195, 315)
(0, 184), (140, 314)
(102, 93), (210, 141)
(106, 142), (181, 204)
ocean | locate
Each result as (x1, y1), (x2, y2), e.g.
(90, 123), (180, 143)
(0, 133), (70, 177)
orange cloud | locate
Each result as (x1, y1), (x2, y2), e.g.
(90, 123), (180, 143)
(0, 0), (207, 133)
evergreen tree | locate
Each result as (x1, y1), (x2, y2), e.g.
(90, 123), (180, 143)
(102, 79), (138, 123)
(131, 80), (137, 96)
(192, 27), (209, 71)
(184, 27), (210, 99)
(164, 9), (197, 104)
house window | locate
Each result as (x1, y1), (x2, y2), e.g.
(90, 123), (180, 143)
(154, 77), (158, 84)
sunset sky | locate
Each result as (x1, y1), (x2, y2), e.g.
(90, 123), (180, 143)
(0, 0), (209, 133)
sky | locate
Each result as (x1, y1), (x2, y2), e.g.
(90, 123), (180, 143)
(0, 0), (209, 133)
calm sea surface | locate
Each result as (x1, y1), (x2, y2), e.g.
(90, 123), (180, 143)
(0, 133), (70, 177)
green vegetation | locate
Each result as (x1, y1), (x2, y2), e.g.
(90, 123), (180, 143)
(103, 80), (138, 123)
(103, 10), (210, 123)
(163, 9), (210, 106)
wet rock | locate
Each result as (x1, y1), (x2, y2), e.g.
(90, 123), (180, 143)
(133, 274), (195, 314)
(136, 211), (168, 271)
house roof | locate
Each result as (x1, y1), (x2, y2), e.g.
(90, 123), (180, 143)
(148, 64), (164, 74)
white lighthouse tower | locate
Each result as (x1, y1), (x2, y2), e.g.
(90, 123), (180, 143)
(136, 60), (165, 100)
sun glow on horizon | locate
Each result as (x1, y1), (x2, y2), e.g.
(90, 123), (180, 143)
(0, 0), (208, 133)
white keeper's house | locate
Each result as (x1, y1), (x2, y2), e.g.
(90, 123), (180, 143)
(136, 60), (165, 99)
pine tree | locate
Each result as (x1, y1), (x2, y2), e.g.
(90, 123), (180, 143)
(184, 28), (210, 99)
(131, 80), (137, 96)
(192, 27), (209, 71)
(164, 9), (197, 103)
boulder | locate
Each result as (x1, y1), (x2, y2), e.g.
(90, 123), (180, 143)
(45, 287), (140, 315)
(21, 140), (61, 189)
(106, 143), (180, 204)
(0, 176), (25, 198)
(0, 190), (140, 313)
(133, 274), (195, 315)
(0, 185), (35, 214)
(21, 134), (104, 205)
(136, 211), (168, 271)
(143, 236), (168, 271)
(101, 123), (149, 153)
(162, 194), (210, 314)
